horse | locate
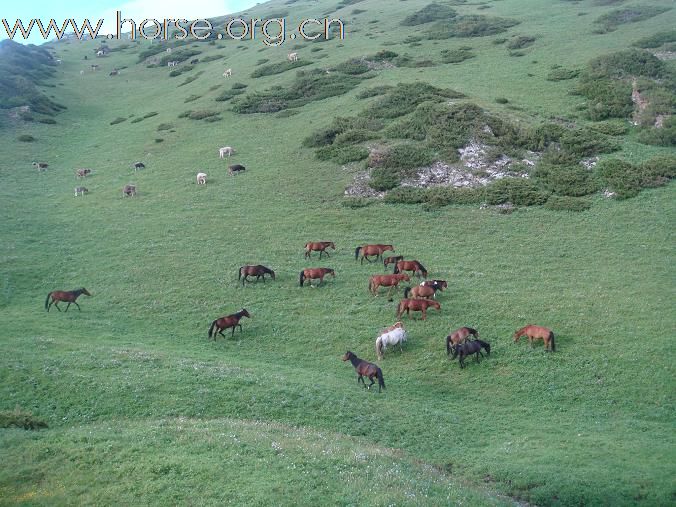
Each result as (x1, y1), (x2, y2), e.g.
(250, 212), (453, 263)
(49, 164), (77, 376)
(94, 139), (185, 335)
(80, 70), (85, 75)
(513, 325), (556, 352)
(45, 288), (91, 312)
(288, 52), (298, 62)
(403, 285), (436, 300)
(208, 308), (251, 339)
(167, 61), (178, 67)
(196, 172), (207, 185)
(379, 321), (403, 334)
(299, 268), (335, 287)
(342, 351), (385, 392)
(190, 58), (199, 64)
(369, 274), (410, 298)
(122, 184), (136, 197)
(304, 242), (335, 259)
(133, 162), (145, 170)
(75, 168), (91, 178)
(74, 186), (88, 197)
(238, 265), (275, 286)
(223, 68), (232, 78)
(376, 327), (407, 360)
(420, 279), (447, 292)
(109, 69), (119, 76)
(355, 244), (395, 264)
(32, 162), (48, 171)
(383, 255), (404, 269)
(228, 164), (245, 175)
(450, 339), (491, 368)
(446, 327), (480, 355)
(394, 260), (428, 278)
(219, 146), (235, 158)
(396, 299), (440, 320)
(90, 64), (99, 71)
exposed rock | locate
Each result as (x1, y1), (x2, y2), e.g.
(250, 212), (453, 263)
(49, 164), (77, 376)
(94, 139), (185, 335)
(580, 156), (599, 170)
(603, 189), (617, 199)
(344, 169), (385, 198)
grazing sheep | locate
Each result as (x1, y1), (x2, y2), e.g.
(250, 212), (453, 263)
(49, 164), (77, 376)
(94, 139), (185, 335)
(122, 184), (136, 197)
(219, 146), (234, 158)
(74, 186), (88, 197)
(75, 168), (91, 178)
(288, 52), (298, 62)
(196, 172), (207, 185)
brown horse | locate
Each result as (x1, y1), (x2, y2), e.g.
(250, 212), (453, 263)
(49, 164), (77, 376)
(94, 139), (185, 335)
(355, 244), (394, 264)
(421, 279), (447, 291)
(394, 260), (428, 278)
(208, 308), (251, 339)
(369, 273), (410, 298)
(304, 241), (335, 259)
(380, 321), (404, 334)
(238, 265), (275, 286)
(396, 298), (440, 320)
(342, 351), (385, 392)
(299, 267), (335, 287)
(513, 325), (556, 352)
(446, 327), (480, 355)
(403, 285), (435, 300)
(45, 288), (91, 312)
(383, 255), (404, 268)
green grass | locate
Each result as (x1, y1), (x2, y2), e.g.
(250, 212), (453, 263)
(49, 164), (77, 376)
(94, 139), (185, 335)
(0, 0), (675, 505)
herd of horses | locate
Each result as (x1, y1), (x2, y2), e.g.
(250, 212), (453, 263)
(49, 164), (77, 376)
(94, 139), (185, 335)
(45, 242), (556, 393)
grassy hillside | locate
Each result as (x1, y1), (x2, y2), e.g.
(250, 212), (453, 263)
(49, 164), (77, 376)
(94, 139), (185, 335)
(1, 0), (675, 505)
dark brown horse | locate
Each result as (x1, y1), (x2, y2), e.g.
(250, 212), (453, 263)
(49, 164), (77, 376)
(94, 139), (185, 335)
(208, 308), (251, 339)
(228, 164), (245, 175)
(238, 265), (275, 286)
(355, 244), (394, 264)
(396, 298), (440, 320)
(45, 288), (91, 312)
(394, 260), (428, 278)
(421, 279), (447, 291)
(342, 351), (385, 392)
(299, 267), (335, 287)
(451, 339), (491, 368)
(304, 241), (335, 259)
(514, 325), (556, 352)
(383, 255), (404, 269)
(403, 285), (436, 300)
(369, 273), (410, 297)
(446, 327), (480, 355)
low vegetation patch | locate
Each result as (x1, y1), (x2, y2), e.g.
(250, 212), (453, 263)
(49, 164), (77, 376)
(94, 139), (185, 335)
(593, 5), (671, 33)
(110, 117), (127, 125)
(426, 15), (520, 39)
(0, 407), (48, 430)
(251, 60), (311, 78)
(546, 67), (580, 81)
(17, 134), (35, 142)
(506, 35), (536, 50)
(544, 195), (592, 211)
(401, 3), (458, 26)
(632, 29), (676, 49)
(440, 48), (475, 63)
(597, 155), (675, 198)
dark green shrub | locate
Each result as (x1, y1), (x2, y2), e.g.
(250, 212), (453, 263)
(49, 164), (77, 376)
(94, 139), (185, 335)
(334, 59), (370, 75)
(130, 117), (143, 123)
(155, 138), (164, 142)
(546, 68), (580, 81)
(424, 186), (483, 206)
(633, 29), (676, 48)
(597, 159), (642, 198)
(637, 119), (676, 147)
(177, 74), (200, 87)
(184, 94), (201, 103)
(384, 187), (427, 204)
(484, 178), (548, 205)
(157, 123), (173, 131)
(17, 134), (34, 141)
(639, 155), (676, 186)
(533, 163), (600, 196)
(251, 60), (311, 78)
(559, 128), (619, 157)
(440, 48), (475, 63)
(545, 196), (592, 211)
(334, 129), (378, 145)
(377, 144), (434, 171)
(110, 117), (127, 125)
(507, 35), (535, 50)
(356, 85), (393, 99)
(369, 168), (402, 191)
(188, 110), (219, 120)
(589, 120), (629, 136)
(401, 3), (457, 26)
(214, 87), (245, 102)
(495, 97), (509, 104)
(231, 82), (247, 89)
(342, 197), (375, 208)
(37, 117), (56, 124)
(594, 6), (671, 33)
(315, 144), (369, 163)
(144, 112), (159, 118)
(366, 82), (464, 119)
(0, 407), (48, 430)
(426, 15), (519, 39)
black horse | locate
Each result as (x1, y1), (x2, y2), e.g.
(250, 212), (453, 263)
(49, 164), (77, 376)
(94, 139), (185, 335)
(450, 339), (491, 368)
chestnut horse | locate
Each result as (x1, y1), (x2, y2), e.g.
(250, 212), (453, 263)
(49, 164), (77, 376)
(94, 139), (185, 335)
(45, 288), (91, 312)
(355, 244), (394, 264)
(299, 267), (335, 287)
(238, 265), (275, 286)
(403, 285), (436, 300)
(383, 255), (404, 268)
(304, 241), (335, 259)
(394, 260), (428, 278)
(513, 325), (556, 352)
(342, 351), (385, 392)
(208, 308), (251, 339)
(369, 273), (410, 298)
(396, 298), (440, 320)
(446, 327), (479, 355)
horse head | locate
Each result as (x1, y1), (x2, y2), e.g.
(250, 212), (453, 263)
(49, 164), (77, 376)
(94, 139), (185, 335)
(401, 274), (410, 282)
(513, 331), (521, 342)
(342, 351), (354, 362)
(240, 308), (251, 318)
(81, 288), (92, 296)
(329, 242), (336, 249)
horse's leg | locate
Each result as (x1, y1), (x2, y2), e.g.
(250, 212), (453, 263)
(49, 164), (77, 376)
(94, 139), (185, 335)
(367, 375), (375, 389)
(238, 324), (243, 333)
(218, 328), (226, 338)
(74, 301), (81, 311)
(421, 308), (426, 320)
(529, 337), (534, 348)
(357, 375), (364, 387)
(53, 301), (62, 312)
(65, 302), (71, 312)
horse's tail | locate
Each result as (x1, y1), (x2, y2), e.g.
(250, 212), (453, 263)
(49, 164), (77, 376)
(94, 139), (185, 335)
(44, 292), (52, 311)
(404, 286), (411, 299)
(355, 246), (361, 260)
(417, 262), (427, 277)
(208, 319), (217, 339)
(446, 335), (452, 355)
(376, 367), (385, 390)
(237, 267), (242, 281)
(368, 277), (373, 294)
(299, 271), (305, 287)
(376, 336), (383, 360)
(550, 332), (556, 352)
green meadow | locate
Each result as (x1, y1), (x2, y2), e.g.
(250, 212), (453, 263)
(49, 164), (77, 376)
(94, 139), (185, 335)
(1, 0), (674, 505)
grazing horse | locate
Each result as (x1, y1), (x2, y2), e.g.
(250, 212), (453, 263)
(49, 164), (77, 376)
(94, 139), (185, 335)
(513, 325), (556, 352)
(421, 279), (447, 291)
(219, 146), (235, 158)
(32, 162), (48, 171)
(122, 184), (136, 197)
(74, 186), (88, 197)
(196, 172), (207, 185)
(133, 162), (145, 170)
(446, 327), (480, 355)
(403, 285), (436, 300)
(355, 244), (395, 264)
(376, 327), (407, 360)
(379, 321), (403, 334)
(304, 241), (335, 259)
(342, 351), (385, 392)
(75, 168), (91, 178)
(228, 164), (245, 175)
(45, 288), (91, 312)
(208, 308), (251, 339)
(451, 339), (491, 368)
(369, 274), (410, 298)
(238, 265), (275, 286)
(223, 68), (232, 78)
(383, 255), (404, 269)
(396, 298), (440, 320)
(109, 69), (119, 76)
(288, 52), (298, 62)
(190, 58), (199, 64)
(167, 61), (179, 67)
(394, 260), (428, 278)
(299, 267), (335, 287)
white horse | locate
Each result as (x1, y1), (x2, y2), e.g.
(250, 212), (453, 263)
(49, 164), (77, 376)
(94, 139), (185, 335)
(219, 146), (234, 158)
(287, 52), (298, 62)
(168, 61), (179, 67)
(196, 172), (207, 185)
(74, 186), (88, 197)
(96, 50), (104, 56)
(375, 327), (408, 360)
(223, 68), (232, 78)
(80, 70), (85, 75)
